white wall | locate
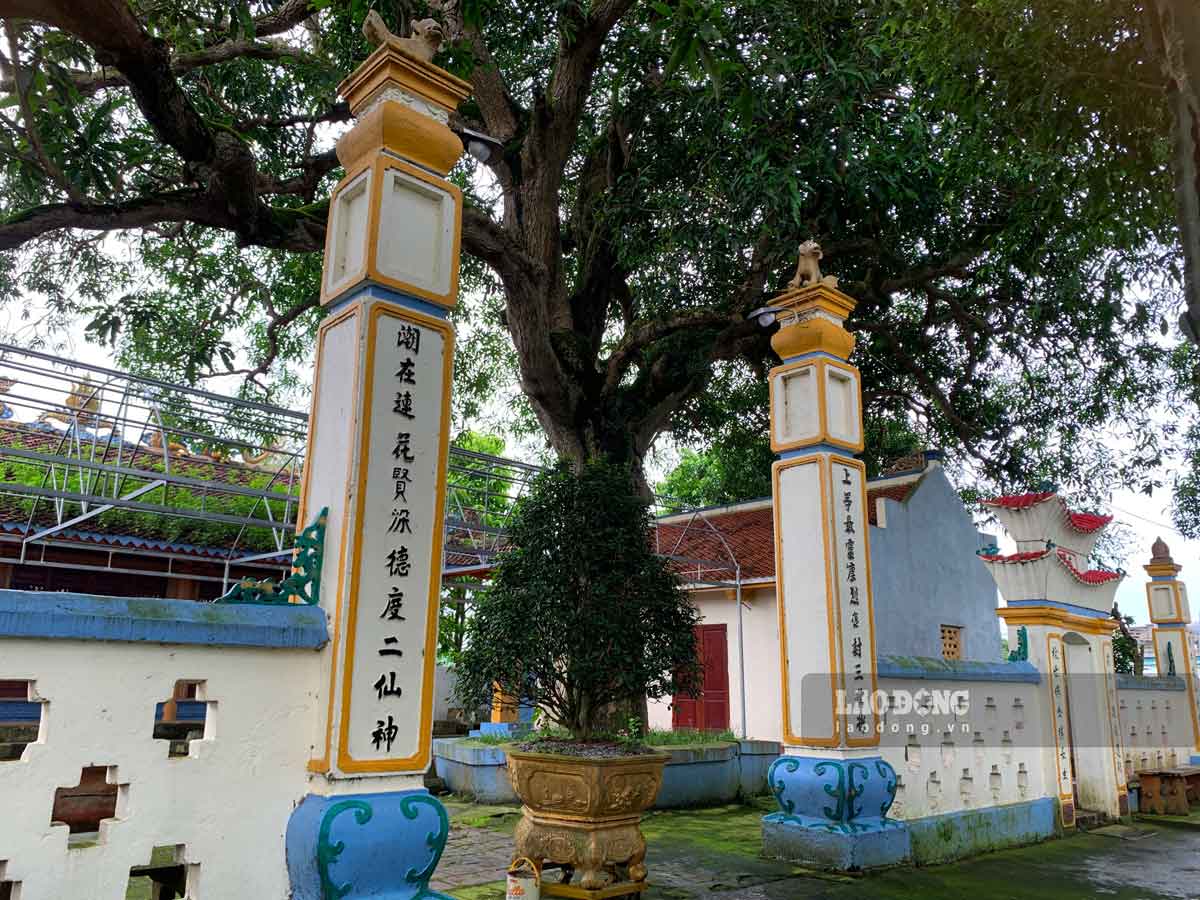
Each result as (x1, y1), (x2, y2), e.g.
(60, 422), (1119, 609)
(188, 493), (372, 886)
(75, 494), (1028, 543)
(647, 586), (781, 741)
(0, 638), (321, 900)
(1118, 683), (1195, 775)
(876, 676), (1052, 820)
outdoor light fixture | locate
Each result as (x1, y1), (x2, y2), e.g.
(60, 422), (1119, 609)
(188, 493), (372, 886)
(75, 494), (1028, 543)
(747, 305), (787, 328)
(451, 125), (504, 164)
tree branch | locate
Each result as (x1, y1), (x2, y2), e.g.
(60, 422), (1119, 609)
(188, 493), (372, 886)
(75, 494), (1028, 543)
(0, 190), (214, 250)
(461, 203), (542, 287)
(1, 37), (320, 95)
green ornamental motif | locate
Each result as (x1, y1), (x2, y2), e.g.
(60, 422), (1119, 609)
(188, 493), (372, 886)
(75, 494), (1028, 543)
(400, 792), (451, 891)
(815, 760), (846, 821)
(1008, 626), (1029, 662)
(215, 507), (327, 605)
(769, 758), (800, 814)
(875, 759), (897, 818)
(316, 799), (374, 900)
(845, 762), (868, 821)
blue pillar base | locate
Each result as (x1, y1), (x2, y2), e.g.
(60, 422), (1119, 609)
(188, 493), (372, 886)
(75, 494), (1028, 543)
(1191, 755), (1200, 766)
(763, 754), (909, 870)
(286, 789), (453, 900)
(762, 814), (910, 870)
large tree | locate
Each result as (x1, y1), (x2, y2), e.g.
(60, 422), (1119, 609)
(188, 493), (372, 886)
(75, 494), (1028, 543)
(0, 0), (1193, 501)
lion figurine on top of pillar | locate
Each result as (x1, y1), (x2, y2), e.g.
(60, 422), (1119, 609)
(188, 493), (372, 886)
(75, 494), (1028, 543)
(787, 239), (839, 290)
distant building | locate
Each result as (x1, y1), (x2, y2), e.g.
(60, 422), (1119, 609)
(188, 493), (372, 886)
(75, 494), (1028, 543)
(649, 451), (1000, 740)
(1129, 622), (1200, 675)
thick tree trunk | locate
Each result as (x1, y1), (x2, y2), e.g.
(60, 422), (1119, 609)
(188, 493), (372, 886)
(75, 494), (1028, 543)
(1149, 0), (1200, 335)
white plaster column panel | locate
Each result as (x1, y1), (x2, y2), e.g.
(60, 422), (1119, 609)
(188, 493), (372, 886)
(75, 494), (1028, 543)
(375, 168), (456, 297)
(771, 365), (819, 448)
(325, 169), (373, 296)
(1064, 636), (1122, 818)
(776, 459), (835, 746)
(299, 309), (361, 761)
(1148, 583), (1183, 622)
(0, 639), (320, 900)
(822, 365), (860, 447)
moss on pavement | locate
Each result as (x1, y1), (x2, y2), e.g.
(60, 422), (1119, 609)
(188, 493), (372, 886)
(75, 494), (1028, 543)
(444, 797), (1200, 900)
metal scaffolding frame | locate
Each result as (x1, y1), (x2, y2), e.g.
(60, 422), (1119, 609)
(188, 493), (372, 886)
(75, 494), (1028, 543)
(0, 343), (306, 587)
(0, 346), (748, 602)
(0, 344), (753, 731)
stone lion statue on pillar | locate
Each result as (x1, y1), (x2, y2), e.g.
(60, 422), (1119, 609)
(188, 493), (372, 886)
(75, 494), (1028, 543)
(787, 239), (838, 289)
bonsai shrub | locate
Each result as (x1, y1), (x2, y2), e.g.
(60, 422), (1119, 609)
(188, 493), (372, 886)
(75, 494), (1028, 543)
(455, 459), (701, 742)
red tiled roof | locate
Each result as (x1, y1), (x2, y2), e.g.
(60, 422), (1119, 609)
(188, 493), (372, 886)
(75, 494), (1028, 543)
(979, 549), (1049, 564)
(981, 491), (1055, 510)
(1056, 548), (1122, 584)
(656, 506), (776, 581)
(982, 490), (1111, 534)
(978, 546), (1122, 585)
(1066, 511), (1112, 534)
(656, 483), (919, 584)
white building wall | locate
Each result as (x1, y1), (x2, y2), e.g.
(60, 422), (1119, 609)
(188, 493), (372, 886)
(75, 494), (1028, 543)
(1118, 682), (1195, 775)
(876, 676), (1053, 820)
(0, 638), (321, 900)
(647, 586), (781, 741)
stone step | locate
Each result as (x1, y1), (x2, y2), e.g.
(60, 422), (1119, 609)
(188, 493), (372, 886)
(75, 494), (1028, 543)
(1075, 809), (1107, 831)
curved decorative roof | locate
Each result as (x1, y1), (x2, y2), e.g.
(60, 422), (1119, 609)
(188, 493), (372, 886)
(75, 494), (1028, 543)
(979, 548), (1121, 585)
(981, 490), (1112, 560)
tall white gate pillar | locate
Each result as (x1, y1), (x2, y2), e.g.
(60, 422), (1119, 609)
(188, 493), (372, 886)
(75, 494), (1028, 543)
(758, 254), (907, 869)
(1144, 538), (1200, 762)
(285, 23), (471, 900)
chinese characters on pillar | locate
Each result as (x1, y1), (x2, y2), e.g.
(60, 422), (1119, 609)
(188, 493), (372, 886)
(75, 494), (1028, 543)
(833, 461), (876, 740)
(1047, 638), (1074, 801)
(345, 310), (450, 766)
(1101, 641), (1128, 792)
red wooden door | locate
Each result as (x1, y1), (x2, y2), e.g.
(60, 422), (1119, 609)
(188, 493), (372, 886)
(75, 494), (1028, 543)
(672, 624), (730, 731)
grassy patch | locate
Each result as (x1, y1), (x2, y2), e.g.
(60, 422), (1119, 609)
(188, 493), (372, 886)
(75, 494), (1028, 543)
(643, 728), (737, 745)
(458, 735), (517, 748)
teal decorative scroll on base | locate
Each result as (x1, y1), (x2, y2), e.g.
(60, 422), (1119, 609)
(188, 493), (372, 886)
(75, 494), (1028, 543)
(762, 755), (911, 870)
(216, 507), (327, 605)
(287, 789), (453, 900)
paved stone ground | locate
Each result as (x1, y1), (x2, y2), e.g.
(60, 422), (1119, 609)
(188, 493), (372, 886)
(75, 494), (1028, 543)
(433, 798), (1200, 900)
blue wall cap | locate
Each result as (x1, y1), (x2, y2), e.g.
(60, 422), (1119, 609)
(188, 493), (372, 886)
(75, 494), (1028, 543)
(878, 654), (1041, 684)
(1116, 674), (1187, 692)
(0, 589), (328, 649)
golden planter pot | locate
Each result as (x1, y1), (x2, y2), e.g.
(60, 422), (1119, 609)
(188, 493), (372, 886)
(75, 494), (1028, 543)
(506, 749), (670, 891)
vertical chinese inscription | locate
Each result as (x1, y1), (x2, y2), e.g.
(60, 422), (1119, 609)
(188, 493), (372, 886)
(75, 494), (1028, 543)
(1101, 641), (1126, 790)
(344, 310), (449, 767)
(833, 461), (876, 741)
(1047, 637), (1074, 800)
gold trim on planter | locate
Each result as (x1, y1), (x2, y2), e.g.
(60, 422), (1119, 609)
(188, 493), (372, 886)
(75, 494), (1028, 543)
(506, 750), (670, 892)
